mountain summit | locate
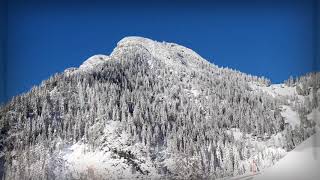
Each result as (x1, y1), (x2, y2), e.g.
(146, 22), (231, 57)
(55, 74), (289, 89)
(0, 37), (319, 179)
(79, 36), (213, 73)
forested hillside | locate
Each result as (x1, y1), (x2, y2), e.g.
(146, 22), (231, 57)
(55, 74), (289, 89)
(0, 37), (318, 179)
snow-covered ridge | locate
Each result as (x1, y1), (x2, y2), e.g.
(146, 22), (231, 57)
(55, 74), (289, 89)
(115, 36), (205, 62)
(111, 36), (212, 69)
(76, 36), (212, 73)
(79, 54), (110, 71)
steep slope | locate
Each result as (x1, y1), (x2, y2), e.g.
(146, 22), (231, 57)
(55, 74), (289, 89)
(219, 83), (320, 180)
(253, 131), (320, 180)
(0, 36), (318, 179)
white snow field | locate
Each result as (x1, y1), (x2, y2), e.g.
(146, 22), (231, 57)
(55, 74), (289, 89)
(253, 132), (320, 180)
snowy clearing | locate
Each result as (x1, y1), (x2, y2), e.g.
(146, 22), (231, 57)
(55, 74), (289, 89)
(63, 143), (133, 179)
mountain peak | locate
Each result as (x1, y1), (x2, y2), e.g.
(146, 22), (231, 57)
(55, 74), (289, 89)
(116, 36), (156, 47)
(111, 36), (212, 69)
(77, 36), (212, 73)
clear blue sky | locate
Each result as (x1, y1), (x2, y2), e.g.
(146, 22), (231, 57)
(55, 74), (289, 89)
(0, 0), (319, 103)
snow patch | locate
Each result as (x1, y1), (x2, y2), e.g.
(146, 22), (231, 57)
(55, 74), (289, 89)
(307, 108), (320, 125)
(226, 128), (243, 141)
(280, 105), (300, 128)
(190, 89), (200, 97)
(63, 143), (123, 178)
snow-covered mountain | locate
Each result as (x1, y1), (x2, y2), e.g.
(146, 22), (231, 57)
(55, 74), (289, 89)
(0, 36), (319, 179)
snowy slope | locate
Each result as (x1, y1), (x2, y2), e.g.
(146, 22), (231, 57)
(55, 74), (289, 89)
(253, 132), (320, 180)
(1, 36), (318, 180)
(247, 80), (320, 180)
(61, 120), (159, 179)
(250, 82), (309, 128)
